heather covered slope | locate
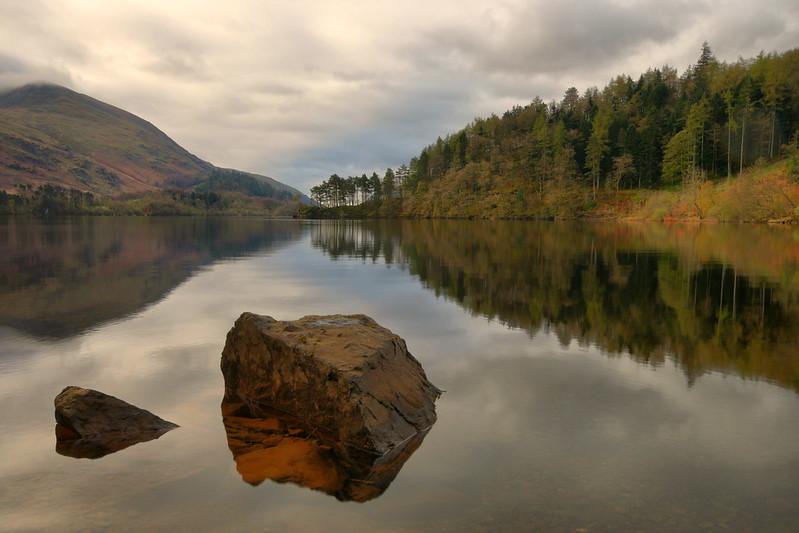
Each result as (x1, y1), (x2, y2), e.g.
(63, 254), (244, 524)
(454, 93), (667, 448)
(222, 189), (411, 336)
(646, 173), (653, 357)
(0, 84), (307, 203)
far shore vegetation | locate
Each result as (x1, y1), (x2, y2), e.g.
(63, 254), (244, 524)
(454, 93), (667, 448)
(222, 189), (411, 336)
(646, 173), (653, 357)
(305, 44), (799, 223)
(0, 185), (304, 217)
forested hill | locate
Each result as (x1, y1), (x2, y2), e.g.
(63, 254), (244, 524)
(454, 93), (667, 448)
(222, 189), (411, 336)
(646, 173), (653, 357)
(309, 44), (799, 221)
(0, 83), (308, 206)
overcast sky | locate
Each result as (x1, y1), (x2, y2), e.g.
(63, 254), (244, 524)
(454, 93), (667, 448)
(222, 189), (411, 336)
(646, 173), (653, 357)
(1, 0), (798, 193)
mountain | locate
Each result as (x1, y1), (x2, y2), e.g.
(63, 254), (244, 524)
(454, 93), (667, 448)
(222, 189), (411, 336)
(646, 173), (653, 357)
(0, 83), (307, 202)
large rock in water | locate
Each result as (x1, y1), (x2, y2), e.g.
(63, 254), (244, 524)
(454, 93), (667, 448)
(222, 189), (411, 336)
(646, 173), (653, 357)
(221, 313), (441, 458)
(54, 386), (178, 459)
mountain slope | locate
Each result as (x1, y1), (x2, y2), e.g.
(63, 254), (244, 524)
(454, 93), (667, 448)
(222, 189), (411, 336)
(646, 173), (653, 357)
(0, 83), (307, 202)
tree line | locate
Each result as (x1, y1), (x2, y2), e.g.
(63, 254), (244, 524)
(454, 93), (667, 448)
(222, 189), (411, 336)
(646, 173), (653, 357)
(310, 165), (410, 208)
(0, 184), (97, 215)
(0, 183), (269, 216)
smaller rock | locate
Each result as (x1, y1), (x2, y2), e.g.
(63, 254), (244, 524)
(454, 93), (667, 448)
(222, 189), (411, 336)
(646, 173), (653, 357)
(54, 386), (178, 459)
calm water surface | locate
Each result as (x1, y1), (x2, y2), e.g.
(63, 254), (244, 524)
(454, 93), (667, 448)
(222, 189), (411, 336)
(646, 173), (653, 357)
(1, 217), (799, 532)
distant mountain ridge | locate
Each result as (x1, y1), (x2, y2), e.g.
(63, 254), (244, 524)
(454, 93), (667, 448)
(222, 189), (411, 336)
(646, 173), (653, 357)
(0, 83), (308, 202)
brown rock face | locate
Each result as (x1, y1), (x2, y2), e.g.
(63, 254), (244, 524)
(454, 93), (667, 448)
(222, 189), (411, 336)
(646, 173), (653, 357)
(221, 313), (441, 458)
(54, 386), (178, 459)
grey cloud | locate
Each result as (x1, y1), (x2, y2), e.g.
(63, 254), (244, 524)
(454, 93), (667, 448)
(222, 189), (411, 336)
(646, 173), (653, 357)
(144, 54), (210, 80)
(250, 81), (305, 97)
(270, 78), (480, 190)
(129, 14), (209, 55)
(414, 0), (702, 76)
(327, 68), (382, 84)
(0, 0), (88, 64)
(127, 15), (215, 80)
(0, 54), (25, 74)
(0, 56), (73, 91)
(707, 9), (790, 55)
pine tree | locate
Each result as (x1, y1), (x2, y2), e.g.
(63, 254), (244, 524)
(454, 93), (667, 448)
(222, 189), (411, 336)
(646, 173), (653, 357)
(370, 172), (382, 201)
(587, 108), (610, 199)
(382, 168), (395, 199)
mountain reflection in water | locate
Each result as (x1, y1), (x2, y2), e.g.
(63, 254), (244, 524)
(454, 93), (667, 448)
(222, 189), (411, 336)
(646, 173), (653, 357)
(312, 220), (799, 393)
(0, 217), (303, 339)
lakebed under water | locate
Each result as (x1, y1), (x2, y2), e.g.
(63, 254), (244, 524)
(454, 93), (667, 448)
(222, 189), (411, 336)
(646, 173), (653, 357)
(1, 217), (799, 532)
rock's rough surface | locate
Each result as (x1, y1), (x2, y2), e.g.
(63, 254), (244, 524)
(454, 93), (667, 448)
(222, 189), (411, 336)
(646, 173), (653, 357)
(221, 313), (441, 457)
(54, 386), (178, 459)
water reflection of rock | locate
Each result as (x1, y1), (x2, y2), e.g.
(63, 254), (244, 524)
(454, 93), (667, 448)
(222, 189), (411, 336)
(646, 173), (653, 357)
(221, 401), (429, 502)
(55, 425), (173, 460)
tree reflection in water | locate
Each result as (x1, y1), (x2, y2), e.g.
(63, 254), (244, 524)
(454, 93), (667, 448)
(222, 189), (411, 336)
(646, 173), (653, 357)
(312, 220), (799, 393)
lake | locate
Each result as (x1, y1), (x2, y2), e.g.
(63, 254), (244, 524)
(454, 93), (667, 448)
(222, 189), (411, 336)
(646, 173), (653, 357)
(1, 217), (799, 532)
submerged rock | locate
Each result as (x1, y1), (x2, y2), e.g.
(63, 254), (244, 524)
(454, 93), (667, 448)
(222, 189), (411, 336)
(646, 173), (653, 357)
(221, 313), (441, 458)
(222, 400), (430, 502)
(54, 386), (178, 459)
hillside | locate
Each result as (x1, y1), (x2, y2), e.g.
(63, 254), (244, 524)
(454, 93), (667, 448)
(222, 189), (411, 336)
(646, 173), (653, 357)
(0, 83), (307, 204)
(308, 45), (799, 222)
(399, 45), (799, 220)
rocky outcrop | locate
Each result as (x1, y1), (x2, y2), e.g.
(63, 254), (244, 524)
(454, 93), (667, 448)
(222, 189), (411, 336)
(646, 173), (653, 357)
(54, 386), (178, 459)
(222, 400), (429, 502)
(220, 313), (441, 458)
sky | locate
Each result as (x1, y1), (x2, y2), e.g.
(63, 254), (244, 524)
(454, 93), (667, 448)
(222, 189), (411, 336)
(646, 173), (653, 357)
(1, 0), (798, 193)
